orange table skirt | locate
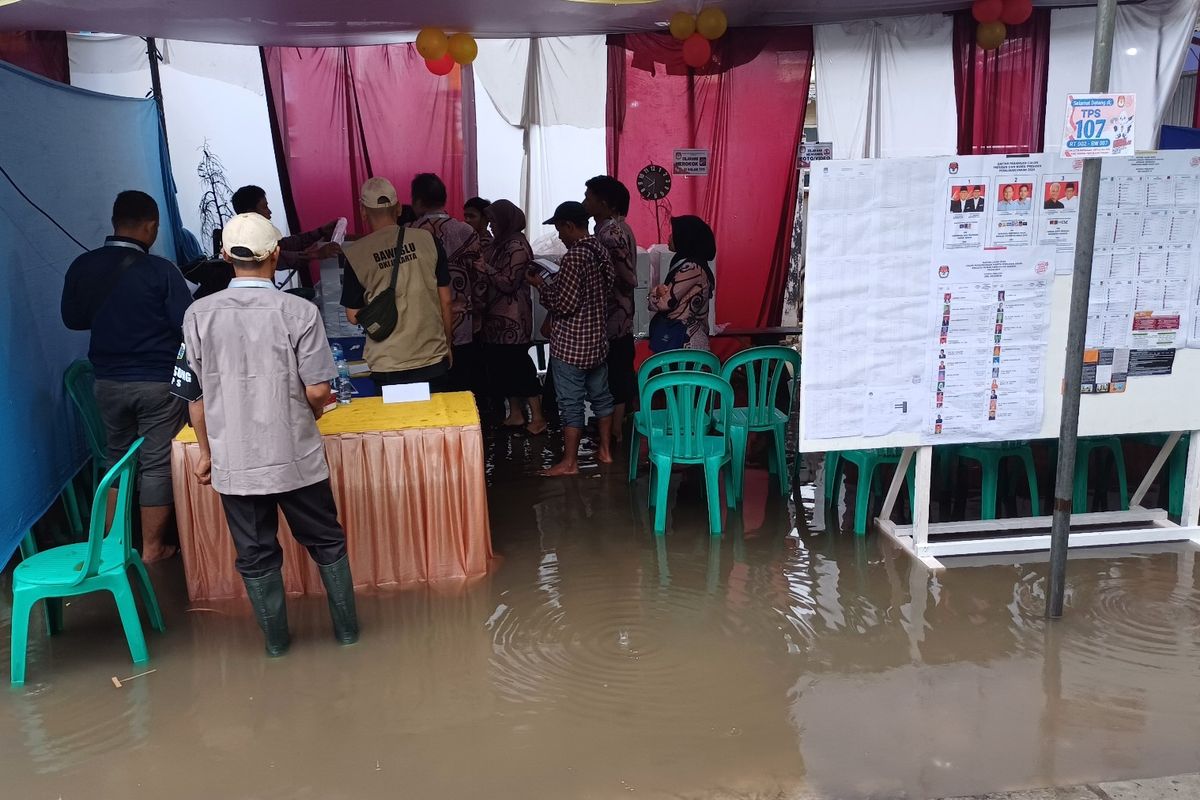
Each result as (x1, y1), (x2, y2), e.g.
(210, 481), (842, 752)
(171, 425), (493, 602)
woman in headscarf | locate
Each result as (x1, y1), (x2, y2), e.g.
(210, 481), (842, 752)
(648, 215), (715, 352)
(480, 200), (546, 434)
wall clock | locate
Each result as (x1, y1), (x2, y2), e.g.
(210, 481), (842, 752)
(637, 164), (672, 201)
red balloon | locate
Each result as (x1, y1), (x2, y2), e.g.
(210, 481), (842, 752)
(1001, 0), (1033, 25)
(425, 54), (454, 76)
(971, 0), (1004, 23)
(682, 33), (712, 69)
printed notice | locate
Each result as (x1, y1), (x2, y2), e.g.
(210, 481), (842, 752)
(673, 149), (710, 175)
(1062, 93), (1136, 158)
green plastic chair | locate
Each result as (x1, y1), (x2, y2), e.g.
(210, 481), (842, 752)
(10, 438), (165, 686)
(824, 449), (916, 535)
(1072, 436), (1129, 513)
(940, 441), (1040, 520)
(717, 346), (800, 500)
(628, 349), (722, 482)
(63, 360), (109, 537)
(644, 371), (735, 535)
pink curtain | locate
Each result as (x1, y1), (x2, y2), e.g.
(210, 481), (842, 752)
(607, 29), (813, 329)
(264, 45), (465, 236)
(953, 10), (1051, 155)
(0, 31), (69, 83)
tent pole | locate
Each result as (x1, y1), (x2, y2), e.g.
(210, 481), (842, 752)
(146, 36), (168, 146)
(1046, 0), (1118, 619)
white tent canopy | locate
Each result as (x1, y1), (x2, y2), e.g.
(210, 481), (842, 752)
(0, 0), (1096, 46)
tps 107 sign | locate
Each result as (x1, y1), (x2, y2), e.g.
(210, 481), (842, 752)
(1062, 93), (1135, 158)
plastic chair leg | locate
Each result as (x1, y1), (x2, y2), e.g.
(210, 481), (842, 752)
(650, 458), (672, 533)
(130, 560), (166, 633)
(19, 530), (36, 560)
(729, 425), (748, 505)
(61, 480), (84, 540)
(627, 431), (641, 483)
(45, 598), (64, 636)
(10, 590), (35, 686)
(1112, 445), (1130, 510)
(1021, 451), (1041, 516)
(1073, 451), (1091, 514)
(824, 453), (840, 506)
(110, 581), (150, 664)
(1169, 445), (1186, 518)
(703, 459), (723, 536)
(772, 422), (789, 496)
(980, 458), (1000, 521)
(853, 462), (875, 536)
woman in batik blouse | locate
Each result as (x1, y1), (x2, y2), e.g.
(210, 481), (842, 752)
(649, 215), (715, 351)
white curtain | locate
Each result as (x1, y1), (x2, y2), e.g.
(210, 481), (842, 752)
(1043, 0), (1200, 153)
(68, 36), (285, 245)
(473, 36), (606, 250)
(814, 15), (958, 159)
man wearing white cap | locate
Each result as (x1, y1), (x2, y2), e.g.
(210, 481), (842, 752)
(180, 212), (358, 656)
(340, 177), (455, 389)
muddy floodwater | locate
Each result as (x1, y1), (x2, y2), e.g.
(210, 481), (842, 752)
(3, 433), (1200, 799)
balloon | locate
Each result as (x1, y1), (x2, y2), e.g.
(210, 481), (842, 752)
(669, 12), (696, 41)
(682, 33), (712, 69)
(976, 20), (1007, 50)
(416, 28), (448, 61)
(1000, 0), (1033, 25)
(696, 7), (728, 40)
(448, 33), (478, 65)
(971, 0), (1003, 23)
(425, 53), (455, 76)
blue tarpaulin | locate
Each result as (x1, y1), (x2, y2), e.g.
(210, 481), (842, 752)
(0, 61), (181, 562)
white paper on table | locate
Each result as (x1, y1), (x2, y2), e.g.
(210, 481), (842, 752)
(382, 383), (431, 404)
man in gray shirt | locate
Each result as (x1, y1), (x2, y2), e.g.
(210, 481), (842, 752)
(181, 213), (358, 656)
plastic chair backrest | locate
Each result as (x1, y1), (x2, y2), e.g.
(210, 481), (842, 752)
(75, 438), (143, 586)
(64, 360), (107, 463)
(721, 346), (800, 427)
(637, 349), (721, 399)
(642, 372), (732, 461)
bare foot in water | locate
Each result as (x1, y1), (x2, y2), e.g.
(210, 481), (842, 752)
(541, 460), (580, 477)
(596, 446), (614, 465)
(142, 544), (178, 564)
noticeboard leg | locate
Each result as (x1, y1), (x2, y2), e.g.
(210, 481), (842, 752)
(879, 447), (916, 522)
(1181, 431), (1200, 532)
(912, 446), (933, 556)
(1130, 431), (1182, 509)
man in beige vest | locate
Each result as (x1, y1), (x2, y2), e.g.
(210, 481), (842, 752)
(340, 177), (454, 389)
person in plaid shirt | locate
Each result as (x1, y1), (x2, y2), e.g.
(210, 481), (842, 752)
(529, 201), (615, 476)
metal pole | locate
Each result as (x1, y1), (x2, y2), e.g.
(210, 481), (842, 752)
(1046, 0), (1118, 619)
(146, 37), (168, 146)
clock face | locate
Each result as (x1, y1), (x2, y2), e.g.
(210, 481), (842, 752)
(637, 165), (672, 201)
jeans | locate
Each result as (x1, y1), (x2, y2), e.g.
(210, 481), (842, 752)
(550, 357), (614, 429)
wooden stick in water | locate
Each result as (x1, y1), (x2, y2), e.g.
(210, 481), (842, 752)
(111, 668), (157, 688)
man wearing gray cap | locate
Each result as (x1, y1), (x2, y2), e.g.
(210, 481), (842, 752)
(181, 212), (358, 656)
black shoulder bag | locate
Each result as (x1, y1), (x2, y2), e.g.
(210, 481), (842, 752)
(356, 227), (406, 342)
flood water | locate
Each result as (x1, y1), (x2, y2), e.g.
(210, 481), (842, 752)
(3, 430), (1200, 799)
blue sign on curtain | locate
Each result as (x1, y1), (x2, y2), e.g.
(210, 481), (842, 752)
(0, 62), (181, 561)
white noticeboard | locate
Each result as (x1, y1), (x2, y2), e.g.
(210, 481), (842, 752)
(801, 151), (1200, 562)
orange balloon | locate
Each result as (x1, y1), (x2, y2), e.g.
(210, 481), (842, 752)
(976, 21), (1007, 50)
(416, 28), (448, 61)
(669, 12), (696, 41)
(682, 33), (712, 69)
(448, 33), (478, 65)
(696, 7), (728, 40)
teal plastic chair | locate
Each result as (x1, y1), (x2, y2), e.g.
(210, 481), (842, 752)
(1073, 436), (1129, 513)
(10, 438), (165, 686)
(628, 349), (722, 482)
(644, 372), (735, 535)
(824, 449), (916, 535)
(717, 346), (800, 500)
(940, 441), (1040, 520)
(63, 360), (109, 537)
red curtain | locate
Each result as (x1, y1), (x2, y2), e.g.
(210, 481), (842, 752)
(953, 10), (1051, 155)
(264, 45), (465, 235)
(607, 28), (813, 329)
(0, 31), (69, 83)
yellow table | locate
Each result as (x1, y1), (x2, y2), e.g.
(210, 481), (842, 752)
(171, 393), (492, 602)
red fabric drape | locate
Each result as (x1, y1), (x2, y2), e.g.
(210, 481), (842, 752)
(953, 10), (1051, 155)
(607, 28), (813, 329)
(0, 31), (69, 83)
(264, 45), (464, 236)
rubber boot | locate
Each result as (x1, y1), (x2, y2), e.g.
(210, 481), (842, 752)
(318, 554), (360, 645)
(242, 570), (290, 657)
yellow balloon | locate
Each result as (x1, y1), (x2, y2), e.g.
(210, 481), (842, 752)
(669, 12), (696, 41)
(416, 28), (449, 61)
(696, 7), (728, 40)
(976, 20), (1007, 50)
(448, 33), (478, 65)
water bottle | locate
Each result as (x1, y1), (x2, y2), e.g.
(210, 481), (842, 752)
(330, 344), (352, 405)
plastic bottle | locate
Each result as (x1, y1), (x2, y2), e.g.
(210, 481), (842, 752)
(330, 344), (352, 405)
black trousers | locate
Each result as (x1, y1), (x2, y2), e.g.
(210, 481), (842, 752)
(219, 479), (347, 578)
